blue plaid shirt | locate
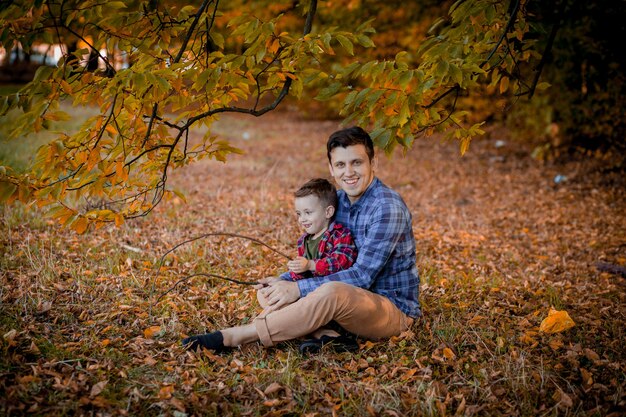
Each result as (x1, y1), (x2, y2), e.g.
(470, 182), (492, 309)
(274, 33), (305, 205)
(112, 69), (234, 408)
(294, 177), (421, 318)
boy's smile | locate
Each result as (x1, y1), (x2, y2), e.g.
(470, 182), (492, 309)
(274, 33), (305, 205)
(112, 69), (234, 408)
(294, 194), (333, 239)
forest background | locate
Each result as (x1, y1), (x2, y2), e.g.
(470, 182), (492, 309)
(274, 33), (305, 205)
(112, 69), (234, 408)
(0, 0), (624, 415)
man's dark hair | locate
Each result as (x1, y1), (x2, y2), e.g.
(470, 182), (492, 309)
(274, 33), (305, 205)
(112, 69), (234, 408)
(326, 126), (375, 162)
(294, 178), (338, 210)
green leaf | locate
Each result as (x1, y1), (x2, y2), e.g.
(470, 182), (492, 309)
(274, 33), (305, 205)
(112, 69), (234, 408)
(316, 82), (342, 101)
(0, 180), (17, 202)
(107, 1), (127, 9)
(536, 82), (551, 90)
(449, 64), (463, 84)
(398, 70), (414, 88)
(435, 60), (449, 79)
(356, 34), (375, 48)
(335, 34), (354, 55)
(460, 137), (471, 155)
(398, 99), (411, 127)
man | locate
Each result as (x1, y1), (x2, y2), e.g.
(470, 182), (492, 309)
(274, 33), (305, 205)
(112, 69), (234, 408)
(183, 126), (420, 353)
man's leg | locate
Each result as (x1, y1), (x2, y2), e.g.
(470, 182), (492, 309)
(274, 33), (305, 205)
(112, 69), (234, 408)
(254, 281), (412, 347)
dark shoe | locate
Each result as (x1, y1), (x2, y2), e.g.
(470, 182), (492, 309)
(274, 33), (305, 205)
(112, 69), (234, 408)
(299, 334), (359, 355)
(182, 331), (229, 352)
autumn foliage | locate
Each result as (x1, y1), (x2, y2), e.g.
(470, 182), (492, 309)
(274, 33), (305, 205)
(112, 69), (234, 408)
(5, 0), (616, 231)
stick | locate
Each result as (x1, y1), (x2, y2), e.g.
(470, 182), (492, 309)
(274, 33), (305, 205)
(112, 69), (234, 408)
(149, 232), (290, 311)
(154, 273), (260, 305)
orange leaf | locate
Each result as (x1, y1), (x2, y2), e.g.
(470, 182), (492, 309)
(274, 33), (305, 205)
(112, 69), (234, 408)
(60, 79), (73, 94)
(114, 213), (125, 227)
(73, 217), (89, 234)
(499, 76), (509, 94)
(548, 338), (564, 351)
(263, 399), (281, 407)
(86, 147), (100, 170)
(143, 325), (161, 338)
(158, 385), (174, 400)
(580, 368), (593, 386)
(443, 347), (456, 360)
(539, 308), (575, 334)
(105, 124), (117, 136)
(520, 330), (538, 346)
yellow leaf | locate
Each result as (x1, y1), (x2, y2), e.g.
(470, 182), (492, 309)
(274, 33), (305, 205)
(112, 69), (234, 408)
(114, 213), (125, 227)
(143, 325), (161, 338)
(539, 308), (575, 334)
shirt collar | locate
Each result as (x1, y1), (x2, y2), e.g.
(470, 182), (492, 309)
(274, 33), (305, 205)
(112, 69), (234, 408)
(341, 177), (380, 210)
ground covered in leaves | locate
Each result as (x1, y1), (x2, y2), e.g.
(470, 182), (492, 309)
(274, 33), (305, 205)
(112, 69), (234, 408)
(1, 110), (625, 416)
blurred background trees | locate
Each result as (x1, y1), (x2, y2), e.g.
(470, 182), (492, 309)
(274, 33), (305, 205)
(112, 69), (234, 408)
(0, 0), (623, 230)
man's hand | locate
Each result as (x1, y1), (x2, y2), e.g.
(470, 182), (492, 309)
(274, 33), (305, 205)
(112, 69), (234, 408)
(287, 256), (313, 274)
(254, 276), (281, 290)
(258, 279), (301, 312)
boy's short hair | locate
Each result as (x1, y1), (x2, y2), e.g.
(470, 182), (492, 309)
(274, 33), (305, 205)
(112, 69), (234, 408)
(294, 178), (338, 210)
(327, 126), (375, 162)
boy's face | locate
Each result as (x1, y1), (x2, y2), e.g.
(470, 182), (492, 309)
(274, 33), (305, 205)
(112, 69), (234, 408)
(328, 144), (376, 203)
(294, 194), (334, 238)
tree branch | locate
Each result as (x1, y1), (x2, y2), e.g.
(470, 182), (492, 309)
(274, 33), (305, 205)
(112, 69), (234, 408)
(528, 1), (564, 99)
(154, 273), (259, 305)
(182, 0), (317, 128)
(424, 0), (520, 111)
(149, 232), (291, 306)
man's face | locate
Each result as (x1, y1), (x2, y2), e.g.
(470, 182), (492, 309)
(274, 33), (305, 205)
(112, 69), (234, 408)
(294, 195), (333, 238)
(328, 144), (376, 203)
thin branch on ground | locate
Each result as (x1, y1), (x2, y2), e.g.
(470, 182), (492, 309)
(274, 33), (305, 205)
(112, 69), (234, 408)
(154, 273), (259, 305)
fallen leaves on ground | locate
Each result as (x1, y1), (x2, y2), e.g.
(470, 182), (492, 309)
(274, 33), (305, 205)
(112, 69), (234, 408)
(1, 111), (625, 415)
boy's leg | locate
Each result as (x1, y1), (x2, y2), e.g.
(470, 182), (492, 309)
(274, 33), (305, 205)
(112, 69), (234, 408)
(254, 281), (412, 347)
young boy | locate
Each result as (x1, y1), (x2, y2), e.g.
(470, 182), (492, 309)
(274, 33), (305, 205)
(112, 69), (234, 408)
(281, 178), (357, 281)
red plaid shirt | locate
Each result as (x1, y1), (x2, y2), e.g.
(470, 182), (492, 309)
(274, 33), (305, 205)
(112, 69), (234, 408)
(281, 222), (357, 281)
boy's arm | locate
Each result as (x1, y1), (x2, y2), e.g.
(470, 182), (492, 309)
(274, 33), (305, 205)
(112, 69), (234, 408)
(280, 233), (308, 281)
(312, 227), (357, 276)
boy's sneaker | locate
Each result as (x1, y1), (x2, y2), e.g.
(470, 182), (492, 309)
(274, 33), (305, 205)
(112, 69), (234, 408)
(299, 334), (359, 354)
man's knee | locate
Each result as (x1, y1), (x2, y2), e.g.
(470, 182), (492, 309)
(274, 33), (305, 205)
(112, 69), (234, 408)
(313, 281), (353, 301)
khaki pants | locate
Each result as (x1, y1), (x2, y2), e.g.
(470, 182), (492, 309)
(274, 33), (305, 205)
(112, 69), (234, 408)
(254, 281), (413, 347)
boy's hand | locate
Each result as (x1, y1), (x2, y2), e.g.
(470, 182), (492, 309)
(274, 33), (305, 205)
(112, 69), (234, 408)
(287, 256), (314, 274)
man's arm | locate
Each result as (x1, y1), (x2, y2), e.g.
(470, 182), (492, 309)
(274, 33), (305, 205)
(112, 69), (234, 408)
(296, 203), (409, 297)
